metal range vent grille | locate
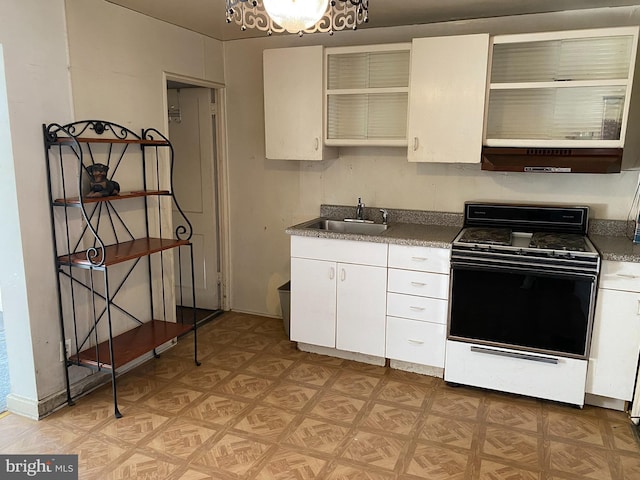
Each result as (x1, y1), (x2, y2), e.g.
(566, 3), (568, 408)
(525, 149), (573, 156)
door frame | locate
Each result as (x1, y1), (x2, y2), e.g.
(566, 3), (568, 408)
(162, 72), (231, 311)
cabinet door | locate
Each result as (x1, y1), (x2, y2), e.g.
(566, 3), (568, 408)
(263, 46), (336, 160)
(291, 257), (337, 347)
(407, 34), (489, 163)
(586, 288), (640, 401)
(336, 263), (387, 356)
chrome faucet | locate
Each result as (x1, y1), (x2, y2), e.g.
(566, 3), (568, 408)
(356, 197), (365, 220)
(379, 208), (389, 225)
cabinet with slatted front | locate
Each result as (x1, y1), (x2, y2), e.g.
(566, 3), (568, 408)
(324, 43), (411, 147)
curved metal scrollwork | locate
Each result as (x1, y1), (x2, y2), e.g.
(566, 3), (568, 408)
(45, 119), (140, 144)
(45, 121), (143, 267)
(142, 127), (193, 241)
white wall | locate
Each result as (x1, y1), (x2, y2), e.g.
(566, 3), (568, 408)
(0, 0), (74, 418)
(224, 7), (640, 317)
(66, 0), (224, 124)
(0, 0), (225, 418)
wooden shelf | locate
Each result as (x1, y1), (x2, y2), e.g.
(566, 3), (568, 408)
(58, 237), (190, 267)
(53, 136), (169, 146)
(69, 320), (192, 370)
(53, 190), (170, 206)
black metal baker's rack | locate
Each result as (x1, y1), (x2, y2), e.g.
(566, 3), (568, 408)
(44, 120), (200, 418)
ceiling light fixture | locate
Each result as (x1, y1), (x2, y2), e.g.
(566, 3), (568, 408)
(225, 0), (369, 36)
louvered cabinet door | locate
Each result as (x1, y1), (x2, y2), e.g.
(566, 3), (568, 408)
(325, 43), (411, 147)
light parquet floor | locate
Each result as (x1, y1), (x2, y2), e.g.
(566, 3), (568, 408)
(1, 311), (639, 479)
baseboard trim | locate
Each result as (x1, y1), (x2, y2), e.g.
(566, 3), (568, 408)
(8, 339), (179, 420)
(297, 343), (385, 366)
(390, 359), (444, 378)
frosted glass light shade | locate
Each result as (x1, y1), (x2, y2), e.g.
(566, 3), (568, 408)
(263, 0), (329, 33)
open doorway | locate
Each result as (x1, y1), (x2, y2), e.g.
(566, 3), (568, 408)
(166, 77), (228, 326)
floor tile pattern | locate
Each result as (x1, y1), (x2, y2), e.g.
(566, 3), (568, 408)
(0, 311), (639, 479)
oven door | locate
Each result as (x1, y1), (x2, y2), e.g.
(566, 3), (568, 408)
(448, 262), (597, 359)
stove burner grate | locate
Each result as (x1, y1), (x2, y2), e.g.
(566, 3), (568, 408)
(457, 227), (512, 246)
(529, 232), (586, 252)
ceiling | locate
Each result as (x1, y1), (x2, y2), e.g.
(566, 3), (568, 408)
(106, 0), (640, 41)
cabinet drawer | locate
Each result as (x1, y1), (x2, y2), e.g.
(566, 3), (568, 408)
(291, 235), (387, 266)
(599, 261), (640, 292)
(445, 340), (588, 406)
(386, 292), (448, 324)
(386, 316), (445, 367)
(388, 244), (450, 273)
(388, 269), (449, 299)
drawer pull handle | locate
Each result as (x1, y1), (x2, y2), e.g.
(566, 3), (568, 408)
(329, 267), (335, 280)
(409, 306), (426, 311)
(314, 137), (319, 151)
(408, 339), (424, 345)
(411, 282), (426, 287)
(616, 273), (638, 279)
(413, 137), (419, 151)
(470, 346), (558, 364)
(411, 257), (428, 262)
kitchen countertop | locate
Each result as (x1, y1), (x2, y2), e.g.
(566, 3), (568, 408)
(286, 218), (460, 249)
(286, 207), (640, 262)
(589, 234), (640, 263)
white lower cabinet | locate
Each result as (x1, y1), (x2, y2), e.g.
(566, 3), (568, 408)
(586, 261), (640, 401)
(290, 257), (337, 348)
(386, 244), (450, 369)
(290, 236), (388, 356)
(336, 263), (387, 356)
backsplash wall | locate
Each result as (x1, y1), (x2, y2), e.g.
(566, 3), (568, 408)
(225, 6), (640, 316)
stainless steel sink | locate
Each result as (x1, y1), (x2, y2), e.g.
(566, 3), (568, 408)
(305, 219), (388, 235)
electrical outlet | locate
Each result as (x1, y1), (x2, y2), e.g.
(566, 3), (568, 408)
(60, 339), (71, 362)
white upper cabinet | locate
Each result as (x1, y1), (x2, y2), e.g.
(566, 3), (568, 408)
(485, 27), (639, 147)
(325, 44), (411, 146)
(407, 34), (490, 163)
(263, 46), (337, 160)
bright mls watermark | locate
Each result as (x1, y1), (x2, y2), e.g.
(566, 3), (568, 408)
(0, 455), (78, 479)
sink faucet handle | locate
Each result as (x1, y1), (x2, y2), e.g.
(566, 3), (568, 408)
(379, 209), (389, 224)
(356, 197), (365, 220)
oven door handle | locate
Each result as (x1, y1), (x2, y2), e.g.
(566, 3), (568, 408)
(470, 346), (559, 364)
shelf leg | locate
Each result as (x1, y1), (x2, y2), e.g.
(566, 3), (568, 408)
(104, 270), (123, 418)
(189, 244), (200, 367)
